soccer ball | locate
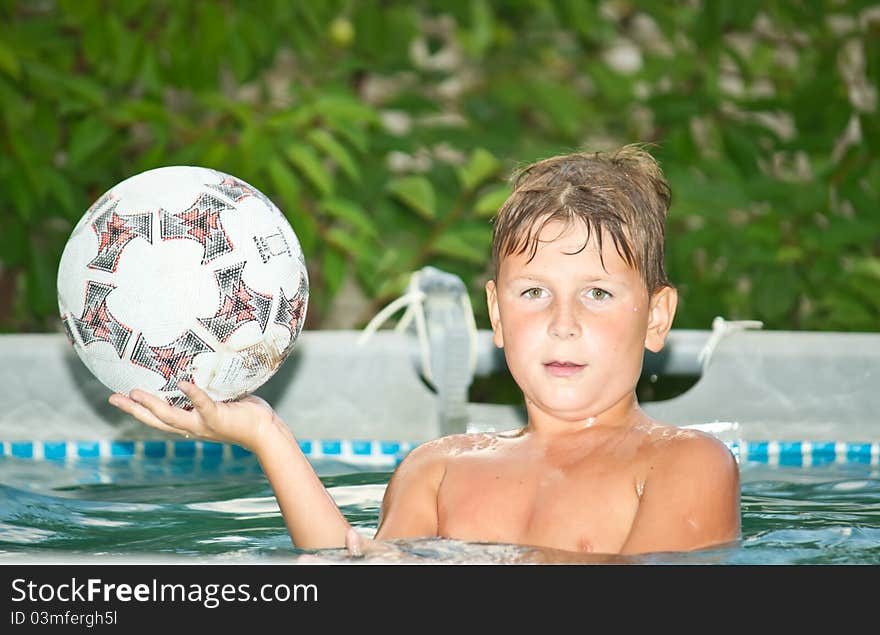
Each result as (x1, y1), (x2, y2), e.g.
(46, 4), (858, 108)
(57, 166), (309, 409)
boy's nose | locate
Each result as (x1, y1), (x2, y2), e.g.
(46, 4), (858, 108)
(548, 302), (582, 339)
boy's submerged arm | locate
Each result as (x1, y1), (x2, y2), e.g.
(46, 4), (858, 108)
(255, 418), (353, 549)
(373, 441), (445, 540)
(619, 433), (741, 555)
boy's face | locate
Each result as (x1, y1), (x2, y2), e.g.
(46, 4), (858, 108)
(486, 219), (676, 426)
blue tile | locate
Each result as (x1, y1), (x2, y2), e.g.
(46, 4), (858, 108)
(202, 442), (223, 457)
(811, 442), (835, 465)
(174, 441), (196, 457)
(231, 445), (252, 458)
(779, 442), (803, 467)
(11, 442), (33, 458)
(77, 442), (100, 458)
(811, 442), (835, 455)
(321, 440), (342, 455)
(200, 456), (222, 469)
(298, 441), (312, 454)
(746, 442), (768, 464)
(352, 440), (372, 455)
(43, 442), (67, 460)
(847, 443), (870, 465)
(380, 442), (400, 455)
(0, 443), (4, 456)
(144, 441), (167, 458)
(111, 442), (135, 457)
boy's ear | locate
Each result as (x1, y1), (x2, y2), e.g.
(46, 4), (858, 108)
(644, 285), (677, 353)
(485, 280), (504, 349)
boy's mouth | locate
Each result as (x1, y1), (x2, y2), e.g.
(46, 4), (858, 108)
(544, 361), (585, 377)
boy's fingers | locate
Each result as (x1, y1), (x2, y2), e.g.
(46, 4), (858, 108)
(345, 529), (400, 558)
(109, 394), (187, 437)
(128, 389), (195, 429)
(178, 381), (216, 416)
(345, 528), (363, 558)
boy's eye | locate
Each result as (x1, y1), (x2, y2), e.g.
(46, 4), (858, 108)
(522, 287), (546, 299)
(587, 288), (612, 301)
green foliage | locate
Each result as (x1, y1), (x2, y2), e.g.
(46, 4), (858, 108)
(1, 0), (877, 333)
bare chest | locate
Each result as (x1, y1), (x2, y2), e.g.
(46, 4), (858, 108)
(436, 454), (643, 554)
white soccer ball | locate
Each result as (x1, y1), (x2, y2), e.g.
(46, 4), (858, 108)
(57, 165), (309, 409)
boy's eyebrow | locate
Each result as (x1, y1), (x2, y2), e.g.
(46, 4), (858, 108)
(506, 274), (614, 285)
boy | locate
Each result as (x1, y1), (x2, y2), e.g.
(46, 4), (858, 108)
(109, 145), (741, 559)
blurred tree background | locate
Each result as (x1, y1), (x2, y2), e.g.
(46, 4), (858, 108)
(1, 0), (878, 336)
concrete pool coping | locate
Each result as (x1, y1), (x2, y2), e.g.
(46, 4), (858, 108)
(1, 323), (878, 444)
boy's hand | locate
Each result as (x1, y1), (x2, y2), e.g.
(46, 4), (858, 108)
(345, 528), (404, 559)
(108, 381), (278, 451)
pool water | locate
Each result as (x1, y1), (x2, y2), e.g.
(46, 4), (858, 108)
(1, 455), (878, 564)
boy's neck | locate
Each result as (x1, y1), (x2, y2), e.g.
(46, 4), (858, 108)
(523, 392), (648, 438)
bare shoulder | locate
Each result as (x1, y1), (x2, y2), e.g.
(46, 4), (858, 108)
(376, 432), (503, 539)
(403, 431), (505, 460)
(638, 421), (740, 498)
(621, 422), (741, 554)
(648, 424), (738, 475)
(389, 430), (515, 494)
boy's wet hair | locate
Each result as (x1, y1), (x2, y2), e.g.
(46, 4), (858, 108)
(491, 144), (672, 292)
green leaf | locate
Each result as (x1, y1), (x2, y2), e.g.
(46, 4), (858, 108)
(67, 116), (114, 167)
(0, 37), (20, 79)
(0, 216), (27, 266)
(27, 239), (56, 316)
(331, 121), (369, 154)
(108, 14), (139, 84)
(463, 0), (494, 59)
(8, 171), (35, 221)
(818, 292), (875, 330)
(386, 175), (435, 219)
(44, 169), (79, 219)
(201, 141), (231, 171)
(320, 197), (378, 237)
(720, 126), (760, 178)
(265, 108), (313, 131)
(326, 227), (367, 259)
(266, 158), (301, 213)
(287, 208), (319, 258)
(851, 257), (880, 281)
(62, 75), (107, 109)
(431, 232), (486, 264)
(286, 143), (334, 196)
(111, 99), (170, 125)
(375, 271), (412, 301)
(538, 79), (591, 137)
(307, 129), (361, 182)
(238, 123), (273, 172)
(753, 267), (799, 321)
(321, 247), (346, 299)
(311, 94), (378, 125)
(228, 32), (253, 82)
(457, 147), (501, 192)
(775, 245), (803, 264)
(474, 186), (510, 217)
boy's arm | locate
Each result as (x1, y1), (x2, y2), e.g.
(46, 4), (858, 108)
(373, 441), (446, 540)
(252, 418), (352, 549)
(620, 433), (741, 555)
(108, 381), (351, 550)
